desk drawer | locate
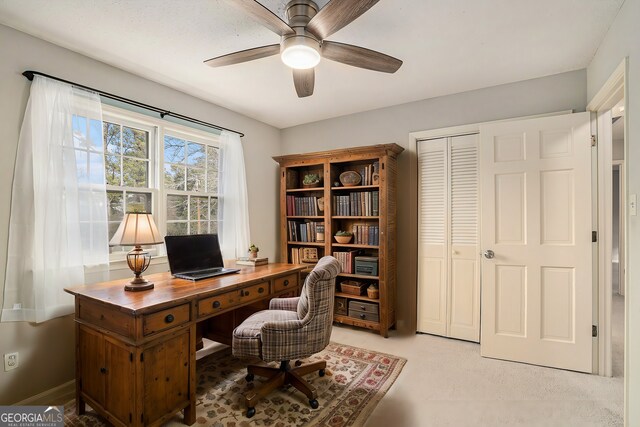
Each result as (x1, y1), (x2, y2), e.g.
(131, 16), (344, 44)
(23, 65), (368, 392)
(143, 303), (190, 336)
(198, 291), (238, 317)
(274, 274), (298, 293)
(238, 281), (269, 304)
(78, 299), (134, 338)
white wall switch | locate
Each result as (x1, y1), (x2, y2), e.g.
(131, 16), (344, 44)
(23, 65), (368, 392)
(630, 194), (637, 216)
(4, 352), (18, 371)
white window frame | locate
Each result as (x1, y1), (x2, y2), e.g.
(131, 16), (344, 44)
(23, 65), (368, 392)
(100, 105), (221, 264)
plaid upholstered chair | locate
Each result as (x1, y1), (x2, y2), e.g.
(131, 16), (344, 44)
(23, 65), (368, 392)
(232, 255), (341, 418)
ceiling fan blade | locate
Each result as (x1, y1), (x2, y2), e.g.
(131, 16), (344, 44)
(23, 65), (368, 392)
(322, 41), (402, 73)
(204, 44), (280, 67)
(293, 68), (315, 98)
(228, 0), (295, 36)
(307, 0), (379, 40)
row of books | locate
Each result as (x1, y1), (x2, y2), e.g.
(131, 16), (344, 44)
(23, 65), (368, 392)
(286, 195), (321, 216)
(333, 250), (360, 274)
(287, 221), (325, 242)
(332, 191), (379, 216)
(350, 224), (380, 246)
(356, 161), (380, 186)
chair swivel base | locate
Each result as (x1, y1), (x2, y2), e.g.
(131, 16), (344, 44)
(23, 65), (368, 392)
(243, 360), (326, 418)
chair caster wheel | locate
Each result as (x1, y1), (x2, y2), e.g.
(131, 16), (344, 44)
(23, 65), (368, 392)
(247, 407), (256, 418)
(295, 360), (303, 367)
(319, 369), (325, 377)
(309, 399), (319, 409)
(245, 374), (254, 382)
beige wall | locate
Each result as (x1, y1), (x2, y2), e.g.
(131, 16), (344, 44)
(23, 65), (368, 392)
(587, 0), (639, 422)
(0, 24), (282, 404)
(280, 69), (587, 334)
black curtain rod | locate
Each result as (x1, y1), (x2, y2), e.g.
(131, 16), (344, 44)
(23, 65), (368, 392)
(22, 70), (244, 137)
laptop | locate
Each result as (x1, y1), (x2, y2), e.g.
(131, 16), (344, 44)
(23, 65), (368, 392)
(165, 234), (240, 280)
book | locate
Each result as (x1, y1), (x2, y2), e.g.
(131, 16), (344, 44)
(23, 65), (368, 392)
(237, 257), (269, 266)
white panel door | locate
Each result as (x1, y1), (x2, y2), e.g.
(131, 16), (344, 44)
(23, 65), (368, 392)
(449, 135), (480, 342)
(417, 138), (448, 336)
(479, 112), (593, 372)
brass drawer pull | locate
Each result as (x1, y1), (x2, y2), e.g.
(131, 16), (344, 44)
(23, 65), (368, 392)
(360, 305), (366, 310)
(212, 301), (221, 309)
(258, 287), (264, 294)
(360, 314), (366, 320)
(164, 314), (174, 324)
(100, 367), (107, 374)
(283, 280), (289, 286)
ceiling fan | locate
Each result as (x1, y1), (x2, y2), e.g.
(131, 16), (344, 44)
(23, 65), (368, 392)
(204, 0), (402, 97)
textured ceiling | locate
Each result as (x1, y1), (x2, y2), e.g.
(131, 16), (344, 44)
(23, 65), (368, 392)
(0, 0), (624, 129)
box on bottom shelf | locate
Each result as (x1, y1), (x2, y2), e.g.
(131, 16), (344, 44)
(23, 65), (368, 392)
(348, 308), (380, 322)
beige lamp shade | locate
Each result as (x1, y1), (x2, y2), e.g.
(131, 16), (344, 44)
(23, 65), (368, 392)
(109, 213), (163, 246)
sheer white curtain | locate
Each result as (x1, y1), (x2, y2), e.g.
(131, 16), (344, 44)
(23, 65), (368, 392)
(219, 130), (251, 260)
(2, 76), (109, 323)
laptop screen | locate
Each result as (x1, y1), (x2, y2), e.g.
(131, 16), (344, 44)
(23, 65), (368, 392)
(165, 234), (225, 274)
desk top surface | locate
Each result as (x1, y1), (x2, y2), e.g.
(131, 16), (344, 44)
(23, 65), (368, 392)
(64, 263), (307, 314)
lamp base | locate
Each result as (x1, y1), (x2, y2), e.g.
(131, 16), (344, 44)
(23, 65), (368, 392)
(124, 277), (154, 292)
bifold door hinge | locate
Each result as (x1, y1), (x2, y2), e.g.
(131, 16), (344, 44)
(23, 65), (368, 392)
(592, 325), (598, 337)
(592, 231), (598, 242)
(591, 135), (597, 147)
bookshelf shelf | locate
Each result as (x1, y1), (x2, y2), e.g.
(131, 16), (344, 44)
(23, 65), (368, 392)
(331, 185), (379, 191)
(334, 292), (380, 303)
(332, 243), (379, 249)
(274, 143), (403, 338)
(331, 216), (379, 219)
(287, 188), (324, 193)
(337, 272), (380, 280)
(287, 241), (325, 246)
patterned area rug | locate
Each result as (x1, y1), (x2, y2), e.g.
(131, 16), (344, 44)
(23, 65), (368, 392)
(64, 342), (406, 426)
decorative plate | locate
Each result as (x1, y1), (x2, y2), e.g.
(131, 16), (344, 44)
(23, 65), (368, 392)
(339, 171), (361, 187)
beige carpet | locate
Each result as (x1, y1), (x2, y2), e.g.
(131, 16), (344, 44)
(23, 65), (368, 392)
(64, 342), (406, 426)
(329, 326), (624, 427)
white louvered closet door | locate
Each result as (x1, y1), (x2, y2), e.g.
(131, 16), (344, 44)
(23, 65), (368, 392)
(418, 134), (480, 342)
(417, 138), (448, 336)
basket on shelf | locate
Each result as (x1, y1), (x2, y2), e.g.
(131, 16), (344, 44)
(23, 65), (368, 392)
(367, 286), (379, 299)
(340, 280), (367, 295)
(301, 247), (318, 263)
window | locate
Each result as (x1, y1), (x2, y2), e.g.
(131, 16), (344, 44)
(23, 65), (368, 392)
(164, 133), (219, 236)
(104, 120), (154, 248)
(74, 105), (221, 260)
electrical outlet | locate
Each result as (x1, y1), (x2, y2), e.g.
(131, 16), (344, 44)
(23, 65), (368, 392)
(4, 352), (18, 371)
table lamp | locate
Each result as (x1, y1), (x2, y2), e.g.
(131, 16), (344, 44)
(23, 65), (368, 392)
(109, 212), (163, 291)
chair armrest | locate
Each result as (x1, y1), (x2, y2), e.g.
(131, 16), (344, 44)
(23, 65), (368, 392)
(269, 297), (299, 312)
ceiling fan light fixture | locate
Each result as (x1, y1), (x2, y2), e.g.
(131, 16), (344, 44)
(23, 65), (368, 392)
(281, 36), (321, 70)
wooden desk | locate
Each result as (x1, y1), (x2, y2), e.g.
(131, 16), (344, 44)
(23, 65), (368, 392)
(65, 263), (306, 427)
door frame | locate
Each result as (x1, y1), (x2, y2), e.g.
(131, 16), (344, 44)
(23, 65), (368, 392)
(586, 57), (628, 413)
(613, 160), (625, 296)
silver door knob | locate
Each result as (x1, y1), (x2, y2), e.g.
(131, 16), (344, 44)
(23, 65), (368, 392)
(483, 250), (495, 259)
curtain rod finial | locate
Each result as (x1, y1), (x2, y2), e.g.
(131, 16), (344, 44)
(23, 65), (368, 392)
(22, 71), (35, 81)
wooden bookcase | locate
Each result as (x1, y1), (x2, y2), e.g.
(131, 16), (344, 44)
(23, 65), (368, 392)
(273, 144), (403, 337)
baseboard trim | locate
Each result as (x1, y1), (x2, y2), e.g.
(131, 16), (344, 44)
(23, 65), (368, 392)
(14, 380), (75, 406)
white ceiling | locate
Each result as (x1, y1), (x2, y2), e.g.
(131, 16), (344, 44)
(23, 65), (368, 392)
(0, 0), (624, 129)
